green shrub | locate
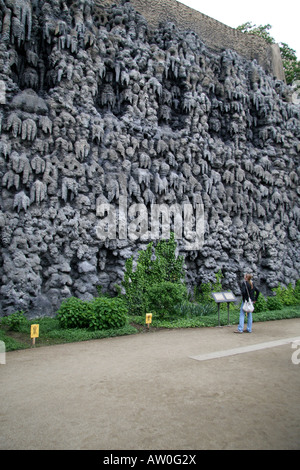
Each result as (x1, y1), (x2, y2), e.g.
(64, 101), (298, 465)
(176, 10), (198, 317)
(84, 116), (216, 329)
(47, 325), (137, 342)
(89, 297), (128, 330)
(57, 296), (128, 331)
(122, 233), (185, 316)
(146, 281), (188, 317)
(294, 280), (300, 303)
(173, 301), (217, 317)
(122, 254), (147, 316)
(56, 297), (92, 329)
(254, 294), (268, 312)
(266, 296), (283, 311)
(194, 270), (224, 304)
(0, 328), (28, 350)
(153, 233), (185, 283)
(1, 310), (28, 331)
(194, 282), (213, 304)
(272, 283), (298, 306)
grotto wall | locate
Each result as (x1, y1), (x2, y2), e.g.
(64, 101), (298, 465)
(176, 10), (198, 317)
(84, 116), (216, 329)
(0, 0), (299, 316)
(99, 0), (286, 81)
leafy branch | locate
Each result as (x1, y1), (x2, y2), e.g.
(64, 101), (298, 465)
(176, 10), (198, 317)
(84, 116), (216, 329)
(237, 22), (300, 84)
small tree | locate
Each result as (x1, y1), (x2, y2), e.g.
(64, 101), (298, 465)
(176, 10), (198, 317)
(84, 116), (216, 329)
(237, 22), (300, 85)
(122, 243), (153, 315)
(279, 43), (300, 85)
(153, 232), (185, 283)
(194, 270), (224, 304)
(237, 22), (274, 44)
(146, 282), (188, 317)
(122, 233), (185, 316)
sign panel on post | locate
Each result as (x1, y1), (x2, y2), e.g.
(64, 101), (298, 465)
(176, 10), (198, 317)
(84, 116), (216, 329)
(31, 324), (39, 338)
(145, 313), (152, 328)
(211, 292), (237, 326)
(30, 324), (39, 347)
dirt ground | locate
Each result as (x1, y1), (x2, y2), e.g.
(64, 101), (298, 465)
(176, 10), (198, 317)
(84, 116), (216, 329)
(1, 318), (300, 450)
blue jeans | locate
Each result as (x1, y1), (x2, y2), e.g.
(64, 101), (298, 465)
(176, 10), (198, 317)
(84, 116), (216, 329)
(238, 302), (252, 332)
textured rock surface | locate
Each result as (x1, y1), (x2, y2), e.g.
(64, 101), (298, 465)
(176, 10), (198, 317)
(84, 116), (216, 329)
(0, 0), (299, 316)
(100, 0), (286, 81)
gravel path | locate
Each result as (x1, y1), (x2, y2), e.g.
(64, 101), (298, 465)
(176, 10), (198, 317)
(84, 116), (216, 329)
(1, 318), (300, 450)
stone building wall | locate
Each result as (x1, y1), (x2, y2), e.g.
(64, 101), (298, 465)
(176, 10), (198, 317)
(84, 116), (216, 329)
(98, 0), (286, 81)
(0, 0), (299, 317)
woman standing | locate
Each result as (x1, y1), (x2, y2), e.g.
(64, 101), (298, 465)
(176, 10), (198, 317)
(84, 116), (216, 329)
(235, 273), (260, 333)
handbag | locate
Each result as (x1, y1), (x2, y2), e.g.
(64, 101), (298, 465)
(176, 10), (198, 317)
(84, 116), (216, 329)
(243, 282), (254, 313)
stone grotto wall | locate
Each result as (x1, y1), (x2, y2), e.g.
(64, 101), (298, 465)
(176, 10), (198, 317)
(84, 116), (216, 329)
(0, 0), (299, 316)
(99, 0), (286, 81)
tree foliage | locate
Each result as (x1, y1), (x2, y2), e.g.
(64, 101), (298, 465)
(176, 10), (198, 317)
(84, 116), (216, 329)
(122, 233), (186, 316)
(237, 22), (300, 84)
(237, 22), (274, 44)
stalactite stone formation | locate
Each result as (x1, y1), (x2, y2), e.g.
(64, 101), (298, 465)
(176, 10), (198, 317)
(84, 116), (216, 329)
(0, 0), (299, 316)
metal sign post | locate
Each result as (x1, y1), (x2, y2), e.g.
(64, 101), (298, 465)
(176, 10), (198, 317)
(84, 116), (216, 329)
(211, 292), (237, 326)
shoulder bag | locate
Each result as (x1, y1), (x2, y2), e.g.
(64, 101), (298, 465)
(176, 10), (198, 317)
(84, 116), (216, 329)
(243, 282), (254, 313)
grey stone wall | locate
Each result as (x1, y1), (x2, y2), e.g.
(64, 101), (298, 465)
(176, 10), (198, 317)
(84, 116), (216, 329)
(98, 0), (286, 81)
(0, 0), (299, 317)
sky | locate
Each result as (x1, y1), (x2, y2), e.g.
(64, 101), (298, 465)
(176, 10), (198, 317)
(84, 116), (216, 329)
(177, 0), (300, 59)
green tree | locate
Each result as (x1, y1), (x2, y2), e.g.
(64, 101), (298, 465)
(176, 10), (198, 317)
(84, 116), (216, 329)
(237, 22), (300, 84)
(279, 42), (300, 85)
(237, 22), (274, 44)
(153, 232), (185, 283)
(122, 233), (185, 315)
(146, 281), (188, 317)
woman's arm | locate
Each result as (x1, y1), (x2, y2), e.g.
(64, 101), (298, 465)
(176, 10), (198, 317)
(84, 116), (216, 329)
(241, 282), (249, 302)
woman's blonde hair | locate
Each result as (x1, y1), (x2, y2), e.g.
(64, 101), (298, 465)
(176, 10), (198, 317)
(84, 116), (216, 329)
(245, 273), (253, 288)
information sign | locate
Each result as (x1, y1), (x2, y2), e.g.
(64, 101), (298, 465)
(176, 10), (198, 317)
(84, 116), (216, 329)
(31, 324), (39, 338)
(30, 324), (39, 347)
(211, 292), (237, 326)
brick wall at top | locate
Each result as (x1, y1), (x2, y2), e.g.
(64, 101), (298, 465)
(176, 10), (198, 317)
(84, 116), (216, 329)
(98, 0), (285, 81)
